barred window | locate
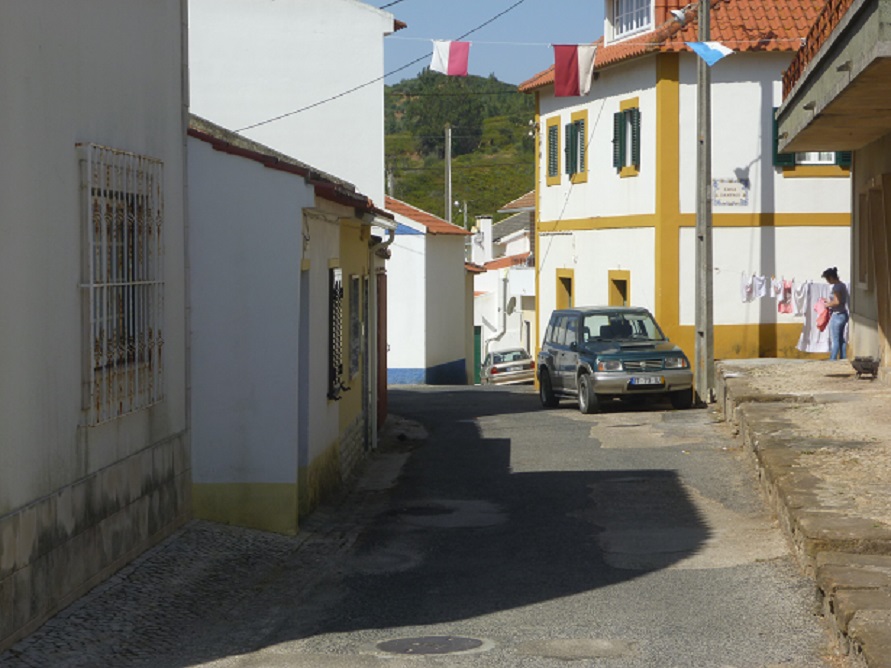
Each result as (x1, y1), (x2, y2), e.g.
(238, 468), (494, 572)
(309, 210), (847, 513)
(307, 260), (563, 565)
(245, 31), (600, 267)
(79, 144), (164, 424)
(328, 267), (345, 399)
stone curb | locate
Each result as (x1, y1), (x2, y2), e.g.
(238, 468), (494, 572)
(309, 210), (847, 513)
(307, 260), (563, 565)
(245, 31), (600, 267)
(717, 367), (891, 668)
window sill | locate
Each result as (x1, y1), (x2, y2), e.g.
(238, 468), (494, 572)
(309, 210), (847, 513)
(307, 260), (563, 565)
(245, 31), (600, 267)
(782, 165), (850, 178)
(570, 172), (588, 184)
(619, 166), (639, 178)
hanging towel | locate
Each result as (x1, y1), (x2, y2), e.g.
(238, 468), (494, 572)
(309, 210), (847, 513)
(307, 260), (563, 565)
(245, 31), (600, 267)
(752, 274), (769, 298)
(793, 281), (809, 316)
(740, 271), (754, 303)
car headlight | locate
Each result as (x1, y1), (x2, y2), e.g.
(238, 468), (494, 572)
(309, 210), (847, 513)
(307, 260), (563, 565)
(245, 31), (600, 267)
(664, 357), (689, 369)
(597, 359), (623, 371)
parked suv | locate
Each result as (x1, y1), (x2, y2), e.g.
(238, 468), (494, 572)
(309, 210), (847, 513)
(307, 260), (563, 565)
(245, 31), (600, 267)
(537, 306), (694, 413)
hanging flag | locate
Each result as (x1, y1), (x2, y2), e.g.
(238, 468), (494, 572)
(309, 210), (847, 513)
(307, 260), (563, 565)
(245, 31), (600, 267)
(553, 44), (597, 97)
(430, 40), (470, 77)
(686, 41), (734, 67)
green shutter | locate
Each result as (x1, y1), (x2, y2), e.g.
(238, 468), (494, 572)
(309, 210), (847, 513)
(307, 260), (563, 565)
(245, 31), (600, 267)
(835, 151), (852, 168)
(548, 124), (558, 177)
(576, 119), (586, 173)
(630, 108), (641, 168)
(613, 111), (625, 170)
(772, 108), (795, 167)
(565, 123), (577, 175)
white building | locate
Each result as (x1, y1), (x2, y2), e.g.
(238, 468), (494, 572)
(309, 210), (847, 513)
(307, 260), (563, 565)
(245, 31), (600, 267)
(472, 193), (537, 364)
(188, 117), (395, 534)
(385, 197), (474, 384)
(0, 2), (189, 651)
(520, 0), (851, 362)
(189, 0), (399, 206)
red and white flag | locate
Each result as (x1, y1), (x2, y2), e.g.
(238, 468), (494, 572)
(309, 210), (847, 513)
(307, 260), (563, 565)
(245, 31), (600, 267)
(553, 44), (597, 97)
(430, 40), (470, 77)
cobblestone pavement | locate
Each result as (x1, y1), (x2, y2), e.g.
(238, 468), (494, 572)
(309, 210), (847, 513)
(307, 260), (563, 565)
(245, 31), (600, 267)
(0, 470), (396, 668)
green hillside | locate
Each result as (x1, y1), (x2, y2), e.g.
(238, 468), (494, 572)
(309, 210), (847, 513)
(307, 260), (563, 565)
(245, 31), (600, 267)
(385, 70), (535, 225)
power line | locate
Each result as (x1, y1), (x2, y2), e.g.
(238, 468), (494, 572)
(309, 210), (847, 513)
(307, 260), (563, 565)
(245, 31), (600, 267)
(235, 0), (529, 132)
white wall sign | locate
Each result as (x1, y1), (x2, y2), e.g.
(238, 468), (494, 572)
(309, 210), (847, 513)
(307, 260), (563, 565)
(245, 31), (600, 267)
(713, 178), (750, 206)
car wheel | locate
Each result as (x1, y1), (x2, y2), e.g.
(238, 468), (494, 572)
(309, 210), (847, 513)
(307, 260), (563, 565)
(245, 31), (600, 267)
(578, 374), (599, 414)
(669, 388), (693, 410)
(539, 370), (558, 408)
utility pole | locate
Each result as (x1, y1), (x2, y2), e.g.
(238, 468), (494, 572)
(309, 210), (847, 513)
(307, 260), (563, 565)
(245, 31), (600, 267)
(444, 124), (452, 223)
(695, 0), (715, 404)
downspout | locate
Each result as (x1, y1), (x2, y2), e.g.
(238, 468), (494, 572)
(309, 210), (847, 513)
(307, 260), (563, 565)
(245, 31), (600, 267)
(367, 226), (395, 448)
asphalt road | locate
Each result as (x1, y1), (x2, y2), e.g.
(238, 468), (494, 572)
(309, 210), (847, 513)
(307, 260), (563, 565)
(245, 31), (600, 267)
(2, 385), (841, 668)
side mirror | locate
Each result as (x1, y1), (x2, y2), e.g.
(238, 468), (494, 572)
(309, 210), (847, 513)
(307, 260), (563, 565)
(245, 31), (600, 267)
(569, 341), (578, 351)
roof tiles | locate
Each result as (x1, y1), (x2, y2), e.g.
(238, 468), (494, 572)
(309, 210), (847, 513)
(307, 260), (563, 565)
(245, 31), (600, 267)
(385, 196), (470, 236)
(520, 0), (824, 92)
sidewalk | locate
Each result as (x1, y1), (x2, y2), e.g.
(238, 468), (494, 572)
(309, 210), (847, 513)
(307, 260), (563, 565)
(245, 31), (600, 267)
(716, 358), (891, 668)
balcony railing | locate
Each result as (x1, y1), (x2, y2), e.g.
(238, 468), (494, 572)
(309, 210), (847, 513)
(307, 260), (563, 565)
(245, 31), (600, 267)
(783, 0), (857, 98)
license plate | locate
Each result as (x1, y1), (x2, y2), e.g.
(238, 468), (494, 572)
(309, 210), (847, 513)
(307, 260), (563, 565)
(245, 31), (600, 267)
(506, 366), (522, 372)
(630, 376), (664, 386)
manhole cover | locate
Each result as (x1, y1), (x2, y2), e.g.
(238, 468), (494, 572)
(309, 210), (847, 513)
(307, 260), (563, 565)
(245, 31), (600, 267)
(377, 636), (484, 655)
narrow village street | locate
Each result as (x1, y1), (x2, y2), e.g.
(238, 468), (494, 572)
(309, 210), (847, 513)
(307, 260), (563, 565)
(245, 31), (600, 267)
(2, 385), (841, 668)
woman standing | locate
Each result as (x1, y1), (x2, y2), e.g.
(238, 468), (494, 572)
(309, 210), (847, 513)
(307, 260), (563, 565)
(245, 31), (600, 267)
(821, 267), (849, 360)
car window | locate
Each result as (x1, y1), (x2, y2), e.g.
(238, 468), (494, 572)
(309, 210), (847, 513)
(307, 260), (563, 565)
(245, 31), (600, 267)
(552, 315), (567, 345)
(582, 312), (665, 342)
(564, 318), (579, 346)
(543, 318), (555, 345)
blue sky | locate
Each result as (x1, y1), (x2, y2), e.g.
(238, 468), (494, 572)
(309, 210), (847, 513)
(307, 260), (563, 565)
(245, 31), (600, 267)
(377, 0), (605, 86)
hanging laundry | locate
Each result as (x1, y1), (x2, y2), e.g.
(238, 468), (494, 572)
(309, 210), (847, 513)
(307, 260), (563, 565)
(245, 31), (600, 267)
(796, 282), (846, 353)
(740, 271), (754, 303)
(752, 274), (769, 298)
(793, 281), (809, 316)
(778, 279), (794, 314)
(770, 277), (782, 299)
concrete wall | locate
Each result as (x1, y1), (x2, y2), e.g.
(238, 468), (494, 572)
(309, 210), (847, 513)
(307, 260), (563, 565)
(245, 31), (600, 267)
(424, 235), (469, 383)
(188, 135), (310, 534)
(189, 0), (394, 205)
(0, 0), (189, 651)
(387, 231), (427, 382)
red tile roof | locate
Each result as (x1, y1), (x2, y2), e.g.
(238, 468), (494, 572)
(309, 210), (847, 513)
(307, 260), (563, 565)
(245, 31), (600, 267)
(520, 0), (822, 93)
(467, 264), (487, 275)
(385, 196), (471, 236)
(498, 190), (535, 212)
(483, 252), (532, 271)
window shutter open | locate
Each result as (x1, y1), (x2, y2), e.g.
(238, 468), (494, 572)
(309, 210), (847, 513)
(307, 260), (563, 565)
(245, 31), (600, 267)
(630, 108), (641, 168)
(835, 151), (852, 168)
(548, 124), (558, 177)
(576, 119), (586, 173)
(565, 123), (578, 175)
(613, 111), (625, 170)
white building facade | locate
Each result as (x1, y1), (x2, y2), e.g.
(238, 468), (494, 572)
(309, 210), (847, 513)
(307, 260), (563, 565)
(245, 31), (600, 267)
(0, 1), (189, 651)
(522, 0), (851, 362)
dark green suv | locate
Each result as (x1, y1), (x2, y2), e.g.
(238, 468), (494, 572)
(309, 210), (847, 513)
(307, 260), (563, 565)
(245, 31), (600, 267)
(537, 306), (694, 413)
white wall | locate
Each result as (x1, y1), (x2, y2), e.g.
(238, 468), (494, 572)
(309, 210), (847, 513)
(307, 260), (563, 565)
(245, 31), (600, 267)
(678, 226), (852, 326)
(0, 0), (188, 512)
(425, 235), (469, 368)
(188, 137), (308, 483)
(536, 228), (656, 344)
(538, 60), (657, 223)
(387, 233), (427, 370)
(189, 0), (393, 205)
(677, 52), (851, 216)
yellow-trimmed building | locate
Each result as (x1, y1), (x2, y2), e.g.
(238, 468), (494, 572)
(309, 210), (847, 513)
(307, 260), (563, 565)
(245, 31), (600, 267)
(520, 0), (852, 364)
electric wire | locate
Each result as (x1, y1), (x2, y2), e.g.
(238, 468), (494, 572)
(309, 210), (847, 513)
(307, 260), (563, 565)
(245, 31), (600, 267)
(235, 0), (529, 132)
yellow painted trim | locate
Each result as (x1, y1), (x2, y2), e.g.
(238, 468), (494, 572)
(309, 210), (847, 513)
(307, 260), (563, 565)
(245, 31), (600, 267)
(193, 482), (299, 535)
(537, 211), (850, 233)
(328, 258), (340, 268)
(570, 109), (588, 184)
(539, 215), (655, 232)
(298, 438), (342, 519)
(608, 270), (631, 306)
(620, 96), (640, 111)
(556, 268), (575, 309)
(620, 165), (639, 178)
(782, 165), (850, 178)
(301, 259), (311, 271)
(546, 116), (561, 187)
(654, 53), (681, 339)
(672, 323), (820, 362)
(534, 93), (542, 388)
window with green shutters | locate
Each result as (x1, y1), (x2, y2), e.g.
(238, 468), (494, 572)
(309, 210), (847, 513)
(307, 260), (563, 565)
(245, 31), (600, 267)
(565, 118), (585, 176)
(612, 107), (640, 172)
(547, 122), (559, 179)
(772, 108), (851, 168)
